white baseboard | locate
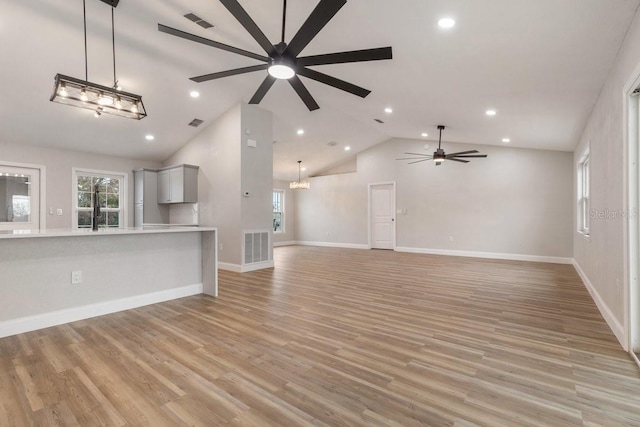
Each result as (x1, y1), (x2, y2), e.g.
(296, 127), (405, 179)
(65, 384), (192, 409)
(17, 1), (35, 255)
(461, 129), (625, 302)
(218, 260), (275, 273)
(294, 241), (370, 250)
(0, 283), (203, 339)
(394, 246), (573, 265)
(218, 262), (242, 273)
(241, 260), (274, 272)
(274, 241), (297, 247)
(572, 260), (626, 350)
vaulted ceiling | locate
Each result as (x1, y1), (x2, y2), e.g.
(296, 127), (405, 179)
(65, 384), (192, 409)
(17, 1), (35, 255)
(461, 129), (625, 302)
(1, 0), (638, 180)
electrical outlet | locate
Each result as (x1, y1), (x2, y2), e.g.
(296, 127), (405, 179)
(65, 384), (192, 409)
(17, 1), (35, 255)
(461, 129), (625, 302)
(56, 209), (63, 216)
(71, 270), (82, 284)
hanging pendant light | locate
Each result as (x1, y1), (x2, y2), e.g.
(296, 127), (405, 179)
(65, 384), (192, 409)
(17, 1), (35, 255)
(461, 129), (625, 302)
(50, 0), (146, 119)
(290, 160), (310, 190)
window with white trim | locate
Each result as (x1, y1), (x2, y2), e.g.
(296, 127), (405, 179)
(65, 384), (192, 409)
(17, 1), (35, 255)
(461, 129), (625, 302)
(74, 170), (125, 229)
(273, 190), (284, 233)
(578, 154), (590, 236)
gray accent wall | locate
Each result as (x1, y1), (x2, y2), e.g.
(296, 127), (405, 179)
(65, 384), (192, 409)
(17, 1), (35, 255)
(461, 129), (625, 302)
(165, 103), (273, 266)
(0, 142), (160, 229)
(573, 11), (640, 334)
(295, 137), (573, 258)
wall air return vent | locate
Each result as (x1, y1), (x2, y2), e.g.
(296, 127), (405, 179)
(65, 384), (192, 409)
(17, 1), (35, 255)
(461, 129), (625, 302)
(188, 118), (204, 127)
(243, 230), (270, 265)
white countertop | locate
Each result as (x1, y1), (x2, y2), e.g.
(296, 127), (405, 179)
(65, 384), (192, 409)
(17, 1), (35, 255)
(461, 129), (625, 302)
(0, 226), (217, 240)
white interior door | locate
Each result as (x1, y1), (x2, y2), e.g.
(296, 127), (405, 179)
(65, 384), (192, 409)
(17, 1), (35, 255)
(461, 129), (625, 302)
(0, 165), (40, 230)
(370, 183), (395, 249)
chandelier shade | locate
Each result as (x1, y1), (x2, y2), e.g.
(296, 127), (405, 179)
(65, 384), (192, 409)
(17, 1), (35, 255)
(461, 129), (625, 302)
(50, 74), (146, 120)
(50, 0), (145, 120)
(290, 160), (310, 190)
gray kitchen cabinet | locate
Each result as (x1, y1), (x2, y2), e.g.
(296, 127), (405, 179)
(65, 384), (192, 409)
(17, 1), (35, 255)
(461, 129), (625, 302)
(134, 169), (169, 226)
(157, 165), (198, 204)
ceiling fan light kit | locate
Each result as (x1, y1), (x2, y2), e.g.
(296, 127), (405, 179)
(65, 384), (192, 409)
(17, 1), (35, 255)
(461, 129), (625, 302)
(397, 125), (488, 166)
(158, 0), (393, 111)
(50, 0), (146, 120)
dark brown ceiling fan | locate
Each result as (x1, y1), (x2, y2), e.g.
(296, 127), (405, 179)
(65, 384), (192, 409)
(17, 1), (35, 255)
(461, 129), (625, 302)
(397, 126), (488, 166)
(158, 0), (393, 111)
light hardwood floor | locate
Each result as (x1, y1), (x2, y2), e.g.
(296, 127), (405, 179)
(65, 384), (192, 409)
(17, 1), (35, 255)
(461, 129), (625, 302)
(1, 246), (639, 426)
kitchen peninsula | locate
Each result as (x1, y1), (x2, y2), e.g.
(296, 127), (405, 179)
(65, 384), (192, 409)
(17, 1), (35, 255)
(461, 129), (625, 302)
(0, 226), (217, 338)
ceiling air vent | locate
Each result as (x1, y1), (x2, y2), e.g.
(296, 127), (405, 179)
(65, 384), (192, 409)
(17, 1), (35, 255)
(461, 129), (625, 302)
(328, 141), (337, 146)
(374, 119), (384, 123)
(184, 13), (214, 29)
(188, 118), (204, 127)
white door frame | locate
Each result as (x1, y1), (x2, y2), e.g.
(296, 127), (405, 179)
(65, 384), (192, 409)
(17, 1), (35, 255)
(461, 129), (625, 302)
(0, 161), (46, 230)
(368, 181), (396, 250)
(624, 64), (640, 359)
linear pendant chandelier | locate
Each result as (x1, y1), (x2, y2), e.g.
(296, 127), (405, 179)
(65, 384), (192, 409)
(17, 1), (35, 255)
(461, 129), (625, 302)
(50, 0), (146, 119)
(290, 161), (310, 190)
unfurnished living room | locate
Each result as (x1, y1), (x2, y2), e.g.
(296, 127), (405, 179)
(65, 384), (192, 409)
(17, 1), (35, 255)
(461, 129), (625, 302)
(2, 0), (640, 425)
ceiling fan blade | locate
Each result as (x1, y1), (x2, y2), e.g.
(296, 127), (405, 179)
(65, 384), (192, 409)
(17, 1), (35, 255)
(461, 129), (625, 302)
(447, 158), (470, 163)
(219, 0), (277, 56)
(288, 75), (320, 111)
(396, 157), (433, 161)
(450, 154), (488, 158)
(158, 24), (269, 62)
(404, 152), (432, 156)
(446, 150), (479, 157)
(408, 159), (431, 165)
(298, 68), (370, 98)
(285, 0), (346, 57)
(249, 75), (277, 104)
(297, 47), (393, 66)
(190, 64), (268, 82)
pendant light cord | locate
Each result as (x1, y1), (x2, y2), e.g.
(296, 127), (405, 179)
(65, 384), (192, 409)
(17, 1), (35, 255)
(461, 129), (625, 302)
(111, 5), (117, 87)
(83, 0), (88, 81)
(281, 0), (287, 43)
(438, 127), (442, 150)
(297, 160), (302, 181)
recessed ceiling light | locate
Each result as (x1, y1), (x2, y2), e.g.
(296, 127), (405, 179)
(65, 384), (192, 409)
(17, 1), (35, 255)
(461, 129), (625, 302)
(301, 167), (307, 171)
(145, 134), (155, 141)
(421, 132), (428, 137)
(190, 91), (200, 98)
(438, 18), (456, 29)
(384, 107), (393, 114)
(485, 109), (497, 116)
(502, 138), (511, 143)
(297, 129), (305, 135)
(344, 146), (351, 151)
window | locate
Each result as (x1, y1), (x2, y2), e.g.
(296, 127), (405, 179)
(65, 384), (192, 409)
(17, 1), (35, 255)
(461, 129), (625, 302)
(578, 154), (590, 236)
(273, 190), (284, 233)
(73, 169), (126, 229)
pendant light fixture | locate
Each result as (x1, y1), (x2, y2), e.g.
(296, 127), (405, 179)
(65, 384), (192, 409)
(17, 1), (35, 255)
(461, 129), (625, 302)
(50, 0), (146, 120)
(290, 161), (310, 190)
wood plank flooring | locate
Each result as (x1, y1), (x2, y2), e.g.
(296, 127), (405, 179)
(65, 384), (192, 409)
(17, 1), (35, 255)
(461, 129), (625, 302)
(1, 246), (639, 426)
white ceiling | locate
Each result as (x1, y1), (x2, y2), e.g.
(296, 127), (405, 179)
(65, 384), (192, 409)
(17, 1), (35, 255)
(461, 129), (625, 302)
(1, 0), (638, 181)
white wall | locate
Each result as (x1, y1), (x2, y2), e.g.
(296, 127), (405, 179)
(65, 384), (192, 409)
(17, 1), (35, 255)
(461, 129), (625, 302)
(573, 10), (640, 347)
(165, 103), (273, 267)
(0, 142), (160, 229)
(273, 179), (296, 244)
(296, 137), (573, 258)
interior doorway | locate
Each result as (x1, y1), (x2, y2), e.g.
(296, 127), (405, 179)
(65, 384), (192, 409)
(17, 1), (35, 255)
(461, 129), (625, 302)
(369, 182), (395, 250)
(0, 164), (43, 231)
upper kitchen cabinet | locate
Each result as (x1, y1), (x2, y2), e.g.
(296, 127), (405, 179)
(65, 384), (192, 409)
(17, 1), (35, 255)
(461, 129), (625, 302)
(158, 164), (199, 204)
